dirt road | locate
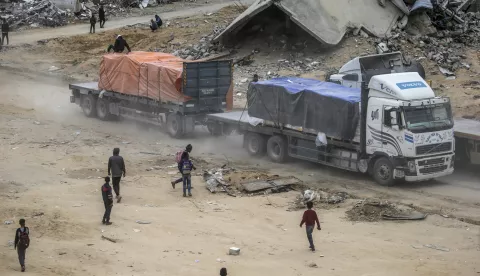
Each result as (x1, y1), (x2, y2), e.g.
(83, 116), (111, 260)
(8, 0), (254, 46)
(0, 69), (479, 276)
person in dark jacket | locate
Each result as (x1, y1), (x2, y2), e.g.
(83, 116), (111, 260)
(89, 14), (97, 34)
(299, 201), (321, 252)
(14, 219), (30, 272)
(180, 153), (195, 197)
(220, 267), (227, 276)
(155, 14), (163, 27)
(108, 147), (126, 202)
(99, 4), (106, 28)
(171, 144), (195, 188)
(101, 177), (114, 225)
(107, 34), (131, 53)
(149, 19), (158, 32)
(1, 18), (9, 46)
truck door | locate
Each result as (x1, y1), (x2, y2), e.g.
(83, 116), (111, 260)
(381, 106), (403, 156)
(366, 101), (383, 154)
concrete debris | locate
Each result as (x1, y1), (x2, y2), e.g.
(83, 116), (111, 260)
(203, 167), (233, 194)
(228, 247), (240, 255)
(171, 24), (226, 60)
(4, 220), (13, 225)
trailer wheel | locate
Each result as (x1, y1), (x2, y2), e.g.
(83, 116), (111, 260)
(373, 157), (394, 186)
(244, 132), (266, 156)
(267, 135), (287, 163)
(167, 113), (184, 138)
(96, 98), (111, 121)
(81, 94), (97, 118)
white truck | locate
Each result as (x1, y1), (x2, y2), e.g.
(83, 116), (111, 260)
(206, 52), (455, 186)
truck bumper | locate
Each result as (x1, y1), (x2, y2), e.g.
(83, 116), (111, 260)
(405, 167), (454, 182)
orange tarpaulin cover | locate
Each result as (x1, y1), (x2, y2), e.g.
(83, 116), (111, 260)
(98, 51), (189, 103)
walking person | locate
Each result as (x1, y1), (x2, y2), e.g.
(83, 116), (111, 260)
(108, 147), (126, 203)
(180, 153), (195, 197)
(220, 267), (227, 276)
(89, 13), (97, 34)
(1, 18), (9, 45)
(299, 201), (321, 252)
(171, 144), (194, 188)
(101, 176), (114, 225)
(99, 4), (106, 28)
(14, 219), (30, 272)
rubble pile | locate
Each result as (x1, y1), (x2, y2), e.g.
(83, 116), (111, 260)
(172, 25), (226, 60)
(375, 0), (480, 71)
(5, 0), (69, 28)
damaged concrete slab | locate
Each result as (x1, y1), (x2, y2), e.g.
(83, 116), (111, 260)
(214, 0), (404, 46)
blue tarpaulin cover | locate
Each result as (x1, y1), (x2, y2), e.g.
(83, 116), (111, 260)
(247, 77), (361, 140)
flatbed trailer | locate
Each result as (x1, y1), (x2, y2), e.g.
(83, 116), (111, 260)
(69, 60), (233, 137)
(207, 111), (361, 172)
(454, 118), (480, 165)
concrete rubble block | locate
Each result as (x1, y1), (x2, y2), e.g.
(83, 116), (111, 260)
(229, 247), (240, 255)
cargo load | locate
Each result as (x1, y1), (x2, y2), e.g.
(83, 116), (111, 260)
(98, 52), (234, 110)
(247, 77), (361, 140)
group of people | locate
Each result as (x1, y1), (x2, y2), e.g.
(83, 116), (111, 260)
(10, 143), (321, 272)
(89, 4), (106, 34)
(149, 14), (163, 32)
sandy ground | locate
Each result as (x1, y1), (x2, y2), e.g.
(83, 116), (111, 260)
(0, 69), (479, 276)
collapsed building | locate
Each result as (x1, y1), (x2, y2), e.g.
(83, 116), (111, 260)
(213, 0), (480, 71)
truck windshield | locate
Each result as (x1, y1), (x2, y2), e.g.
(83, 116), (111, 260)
(402, 103), (453, 133)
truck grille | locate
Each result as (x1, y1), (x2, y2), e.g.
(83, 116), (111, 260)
(416, 142), (452, 155)
(418, 157), (444, 166)
(419, 165), (448, 175)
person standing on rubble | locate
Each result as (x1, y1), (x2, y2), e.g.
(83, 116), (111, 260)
(299, 201), (321, 252)
(171, 144), (195, 188)
(155, 14), (163, 27)
(89, 13), (97, 34)
(108, 147), (126, 203)
(1, 18), (9, 46)
(99, 4), (106, 28)
(107, 34), (131, 53)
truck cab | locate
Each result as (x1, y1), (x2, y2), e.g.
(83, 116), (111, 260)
(330, 52), (454, 185)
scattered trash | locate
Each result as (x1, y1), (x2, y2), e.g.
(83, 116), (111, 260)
(48, 66), (60, 72)
(326, 192), (348, 204)
(72, 204), (84, 207)
(32, 211), (44, 217)
(33, 121), (41, 125)
(307, 262), (318, 268)
(133, 229), (141, 233)
(423, 244), (450, 252)
(101, 235), (117, 243)
(4, 220), (13, 225)
(58, 252), (67, 255)
(346, 199), (425, 222)
(229, 247), (240, 256)
(7, 240), (14, 247)
(194, 259), (200, 263)
(216, 258), (225, 263)
(135, 220), (151, 224)
(439, 66), (455, 77)
(203, 167), (236, 196)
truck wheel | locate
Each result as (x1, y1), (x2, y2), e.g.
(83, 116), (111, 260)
(207, 123), (222, 136)
(81, 94), (97, 117)
(244, 132), (266, 156)
(167, 113), (184, 138)
(373, 157), (394, 186)
(267, 135), (287, 163)
(96, 98), (111, 121)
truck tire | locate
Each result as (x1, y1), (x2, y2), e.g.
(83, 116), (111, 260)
(267, 135), (287, 163)
(96, 98), (111, 121)
(244, 132), (266, 156)
(81, 94), (97, 118)
(373, 157), (395, 186)
(167, 113), (184, 138)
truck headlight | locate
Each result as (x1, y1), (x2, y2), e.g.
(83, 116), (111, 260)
(407, 161), (416, 173)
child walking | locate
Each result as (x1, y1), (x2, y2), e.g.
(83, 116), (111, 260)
(299, 201), (321, 252)
(180, 153), (195, 197)
(14, 219), (30, 272)
(101, 176), (114, 225)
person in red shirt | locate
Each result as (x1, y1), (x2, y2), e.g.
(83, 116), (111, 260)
(300, 201), (321, 251)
